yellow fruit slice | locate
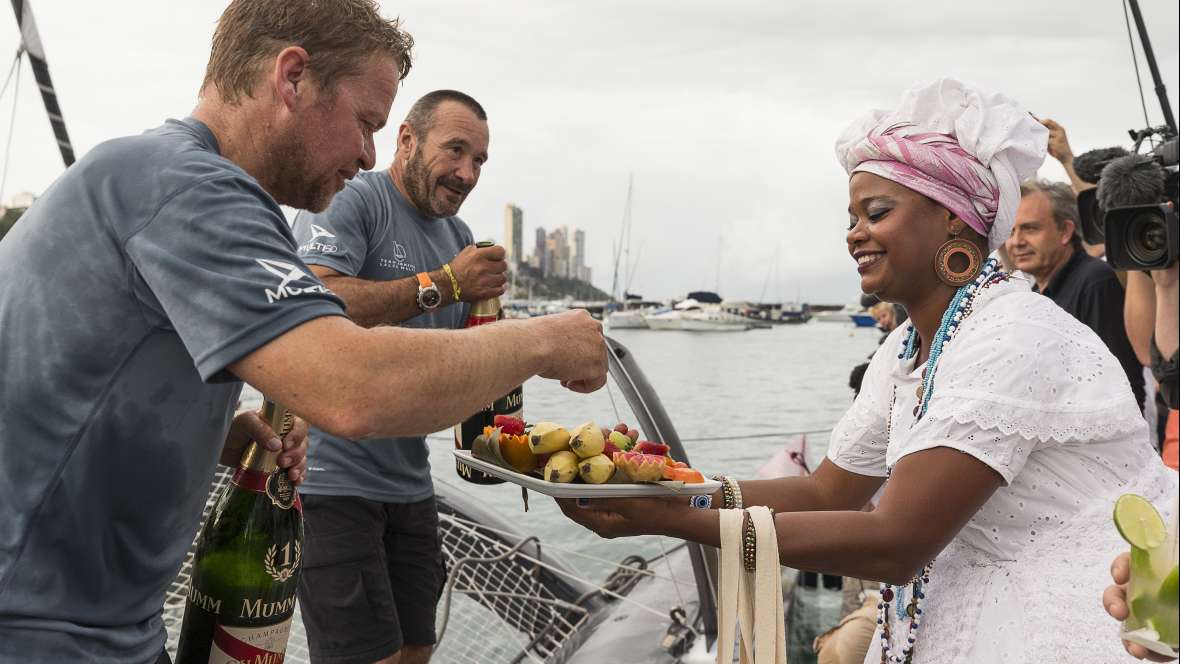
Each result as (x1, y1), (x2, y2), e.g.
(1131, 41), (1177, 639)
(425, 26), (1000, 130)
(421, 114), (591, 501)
(1114, 494), (1167, 549)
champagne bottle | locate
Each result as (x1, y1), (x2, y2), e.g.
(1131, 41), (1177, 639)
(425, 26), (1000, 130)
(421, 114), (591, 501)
(455, 242), (523, 484)
(175, 401), (303, 664)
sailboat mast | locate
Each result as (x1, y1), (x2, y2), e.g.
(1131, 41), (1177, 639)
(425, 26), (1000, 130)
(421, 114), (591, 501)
(609, 174), (633, 303)
(622, 175), (632, 295)
(9, 0), (74, 167)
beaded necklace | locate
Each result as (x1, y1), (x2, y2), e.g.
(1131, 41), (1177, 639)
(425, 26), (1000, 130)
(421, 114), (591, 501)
(878, 258), (1007, 664)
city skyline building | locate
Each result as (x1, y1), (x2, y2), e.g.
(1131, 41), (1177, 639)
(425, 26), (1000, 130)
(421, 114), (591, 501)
(501, 205), (594, 286)
(572, 229), (586, 276)
(503, 203), (523, 267)
(534, 226), (548, 275)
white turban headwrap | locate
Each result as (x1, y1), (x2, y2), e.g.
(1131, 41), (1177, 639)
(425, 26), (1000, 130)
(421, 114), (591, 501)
(835, 78), (1048, 252)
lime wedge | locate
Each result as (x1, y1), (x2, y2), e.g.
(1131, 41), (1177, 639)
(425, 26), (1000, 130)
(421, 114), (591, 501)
(1131, 546), (1156, 577)
(1114, 494), (1167, 549)
(1160, 566), (1179, 606)
(1132, 593), (1158, 621)
(1149, 615), (1179, 648)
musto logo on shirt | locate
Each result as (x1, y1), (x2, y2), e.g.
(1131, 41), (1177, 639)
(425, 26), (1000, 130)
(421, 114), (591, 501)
(298, 224), (338, 255)
(256, 258), (330, 304)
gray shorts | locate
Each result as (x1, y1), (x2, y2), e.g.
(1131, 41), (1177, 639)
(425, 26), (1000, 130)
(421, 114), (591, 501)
(297, 494), (446, 664)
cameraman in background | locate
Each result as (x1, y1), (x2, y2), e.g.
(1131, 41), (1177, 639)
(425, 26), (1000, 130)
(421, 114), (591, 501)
(1099, 148), (1177, 659)
(1039, 117), (1131, 259)
(1091, 149), (1180, 468)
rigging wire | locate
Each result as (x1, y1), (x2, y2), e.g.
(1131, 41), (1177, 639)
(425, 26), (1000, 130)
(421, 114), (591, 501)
(604, 377), (622, 425)
(0, 52), (23, 205)
(655, 535), (690, 611)
(679, 427), (832, 442)
(429, 427), (834, 444)
(0, 51), (20, 100)
(444, 513), (696, 588)
(1121, 0), (1155, 146)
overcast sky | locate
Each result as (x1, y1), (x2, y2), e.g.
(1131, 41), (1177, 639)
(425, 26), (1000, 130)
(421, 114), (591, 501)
(2, 0), (1177, 303)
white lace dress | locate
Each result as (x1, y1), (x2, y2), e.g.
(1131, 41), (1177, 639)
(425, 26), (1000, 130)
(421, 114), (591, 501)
(827, 276), (1178, 664)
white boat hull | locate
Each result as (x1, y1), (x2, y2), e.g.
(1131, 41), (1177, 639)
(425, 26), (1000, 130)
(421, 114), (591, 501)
(644, 313), (684, 330)
(680, 318), (749, 331)
(605, 310), (649, 329)
(813, 312), (852, 323)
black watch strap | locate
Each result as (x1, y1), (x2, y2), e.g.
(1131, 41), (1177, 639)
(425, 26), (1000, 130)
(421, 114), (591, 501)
(1151, 334), (1178, 410)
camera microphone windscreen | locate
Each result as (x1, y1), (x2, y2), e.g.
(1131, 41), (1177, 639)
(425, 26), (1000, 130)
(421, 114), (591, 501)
(1073, 146), (1130, 184)
(1097, 154), (1167, 209)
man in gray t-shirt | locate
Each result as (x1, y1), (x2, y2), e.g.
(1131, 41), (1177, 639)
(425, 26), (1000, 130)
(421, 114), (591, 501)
(0, 5), (411, 659)
(291, 90), (506, 664)
(0, 6), (608, 664)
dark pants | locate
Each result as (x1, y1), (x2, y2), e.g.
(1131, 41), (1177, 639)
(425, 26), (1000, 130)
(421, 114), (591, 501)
(297, 494), (446, 664)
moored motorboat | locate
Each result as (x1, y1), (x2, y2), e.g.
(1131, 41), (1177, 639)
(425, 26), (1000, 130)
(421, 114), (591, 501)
(850, 312), (878, 327)
(606, 308), (651, 329)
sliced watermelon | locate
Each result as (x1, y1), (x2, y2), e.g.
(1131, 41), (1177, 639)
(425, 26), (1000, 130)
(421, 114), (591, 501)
(494, 415), (526, 436)
(635, 441), (670, 456)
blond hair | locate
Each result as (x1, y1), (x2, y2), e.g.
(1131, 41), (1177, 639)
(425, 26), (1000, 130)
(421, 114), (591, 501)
(202, 0), (414, 104)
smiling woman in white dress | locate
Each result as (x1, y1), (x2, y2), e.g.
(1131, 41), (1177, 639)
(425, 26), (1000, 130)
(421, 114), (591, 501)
(558, 78), (1178, 664)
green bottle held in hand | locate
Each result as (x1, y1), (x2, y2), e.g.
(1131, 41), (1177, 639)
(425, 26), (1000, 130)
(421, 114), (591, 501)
(175, 401), (303, 663)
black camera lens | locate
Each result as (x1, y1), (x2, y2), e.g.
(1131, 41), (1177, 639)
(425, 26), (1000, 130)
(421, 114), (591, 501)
(1125, 209), (1168, 265)
(1075, 188), (1106, 245)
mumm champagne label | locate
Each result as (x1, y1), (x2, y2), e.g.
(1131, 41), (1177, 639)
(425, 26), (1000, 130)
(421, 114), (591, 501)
(184, 585), (297, 664)
(184, 543), (299, 664)
(209, 616), (293, 664)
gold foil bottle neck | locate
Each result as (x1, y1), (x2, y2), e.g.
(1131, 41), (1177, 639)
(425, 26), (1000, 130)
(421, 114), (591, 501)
(470, 297), (501, 318)
(239, 401), (294, 473)
(468, 240), (502, 319)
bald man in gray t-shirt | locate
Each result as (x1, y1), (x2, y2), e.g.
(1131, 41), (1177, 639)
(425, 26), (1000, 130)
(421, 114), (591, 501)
(291, 90), (507, 664)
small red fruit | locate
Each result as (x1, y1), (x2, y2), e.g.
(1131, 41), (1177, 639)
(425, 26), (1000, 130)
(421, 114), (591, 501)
(600, 427), (613, 439)
(614, 422), (630, 433)
(635, 441), (670, 456)
(494, 415), (526, 436)
(626, 428), (640, 442)
(603, 442), (622, 458)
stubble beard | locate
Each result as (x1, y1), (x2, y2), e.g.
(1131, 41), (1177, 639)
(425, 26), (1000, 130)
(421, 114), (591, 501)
(265, 127), (336, 213)
(404, 147), (467, 218)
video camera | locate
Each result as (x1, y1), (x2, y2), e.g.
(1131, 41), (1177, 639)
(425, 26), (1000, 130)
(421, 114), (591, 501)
(1076, 132), (1178, 270)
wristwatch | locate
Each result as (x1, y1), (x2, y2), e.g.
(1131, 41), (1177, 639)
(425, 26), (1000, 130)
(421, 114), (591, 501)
(415, 272), (442, 311)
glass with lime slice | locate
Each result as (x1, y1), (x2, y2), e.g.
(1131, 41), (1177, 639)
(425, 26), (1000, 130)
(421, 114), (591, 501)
(1113, 493), (1179, 654)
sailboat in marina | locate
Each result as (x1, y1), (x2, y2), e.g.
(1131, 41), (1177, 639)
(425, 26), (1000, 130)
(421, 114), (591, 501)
(604, 175), (664, 330)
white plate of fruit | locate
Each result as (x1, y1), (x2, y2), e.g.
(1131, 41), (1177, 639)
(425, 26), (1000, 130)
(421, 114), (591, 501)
(455, 417), (719, 498)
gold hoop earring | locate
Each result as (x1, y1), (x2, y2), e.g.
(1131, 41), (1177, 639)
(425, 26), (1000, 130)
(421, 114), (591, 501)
(934, 236), (982, 287)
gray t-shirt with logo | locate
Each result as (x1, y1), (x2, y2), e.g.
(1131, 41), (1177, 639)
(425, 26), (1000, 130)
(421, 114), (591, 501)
(0, 118), (344, 663)
(292, 171), (473, 504)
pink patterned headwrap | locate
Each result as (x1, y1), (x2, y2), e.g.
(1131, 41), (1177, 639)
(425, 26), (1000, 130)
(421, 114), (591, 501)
(845, 122), (998, 239)
(836, 78), (1048, 252)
